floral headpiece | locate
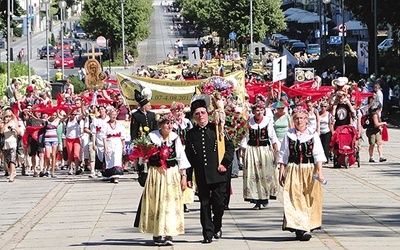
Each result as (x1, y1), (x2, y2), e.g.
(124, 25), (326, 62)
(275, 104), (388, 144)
(170, 101), (185, 111)
(200, 76), (234, 97)
(158, 112), (176, 124)
(252, 101), (266, 110)
(292, 105), (309, 116)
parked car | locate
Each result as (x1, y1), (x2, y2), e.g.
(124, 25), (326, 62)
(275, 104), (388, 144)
(269, 34), (284, 48)
(56, 41), (71, 51)
(276, 36), (289, 50)
(75, 29), (87, 39)
(306, 43), (321, 55)
(39, 44), (56, 59)
(54, 51), (75, 69)
(290, 42), (307, 54)
(283, 39), (301, 50)
(378, 38), (394, 52)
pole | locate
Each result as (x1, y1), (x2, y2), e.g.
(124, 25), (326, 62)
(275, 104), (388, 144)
(373, 0), (378, 75)
(27, 0), (31, 84)
(341, 0), (345, 76)
(318, 0), (322, 57)
(323, 3), (327, 57)
(61, 7), (64, 80)
(250, 0), (253, 55)
(121, 0), (125, 66)
(46, 2), (50, 83)
(6, 0), (11, 85)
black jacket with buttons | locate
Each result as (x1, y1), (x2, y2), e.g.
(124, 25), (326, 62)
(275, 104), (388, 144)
(185, 122), (234, 186)
(130, 109), (157, 140)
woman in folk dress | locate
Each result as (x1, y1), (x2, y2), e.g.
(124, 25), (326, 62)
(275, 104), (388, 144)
(277, 106), (326, 241)
(242, 101), (279, 210)
(103, 109), (126, 183)
(139, 113), (190, 246)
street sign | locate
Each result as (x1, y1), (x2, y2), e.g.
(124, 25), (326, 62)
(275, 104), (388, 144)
(229, 32), (237, 40)
(246, 56), (254, 71)
(315, 29), (321, 39)
(337, 23), (348, 33)
(329, 36), (342, 45)
(273, 56), (287, 82)
(96, 36), (107, 47)
(188, 47), (200, 65)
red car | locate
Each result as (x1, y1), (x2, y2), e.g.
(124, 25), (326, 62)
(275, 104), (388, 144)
(54, 51), (74, 69)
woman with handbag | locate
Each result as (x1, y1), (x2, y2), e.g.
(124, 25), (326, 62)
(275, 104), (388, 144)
(137, 113), (190, 246)
(1, 108), (22, 182)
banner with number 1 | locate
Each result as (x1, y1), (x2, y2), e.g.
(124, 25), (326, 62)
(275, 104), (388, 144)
(188, 47), (201, 65)
(273, 56), (287, 82)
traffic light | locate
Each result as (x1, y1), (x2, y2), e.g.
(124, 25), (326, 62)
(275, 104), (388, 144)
(255, 47), (259, 55)
(246, 37), (251, 45)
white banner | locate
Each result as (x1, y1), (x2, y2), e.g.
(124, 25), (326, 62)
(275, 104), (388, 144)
(357, 41), (369, 74)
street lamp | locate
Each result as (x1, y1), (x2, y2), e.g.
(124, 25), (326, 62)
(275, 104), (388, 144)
(59, 0), (67, 80)
(249, 0), (253, 55)
(6, 0), (11, 85)
(120, 0), (125, 66)
(42, 0), (51, 83)
(26, 0), (31, 84)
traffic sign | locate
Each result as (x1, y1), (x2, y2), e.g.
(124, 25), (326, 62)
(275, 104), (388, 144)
(337, 23), (348, 33)
(96, 36), (107, 47)
(188, 47), (200, 65)
(273, 56), (287, 82)
(246, 56), (254, 71)
(315, 29), (321, 39)
(329, 36), (342, 45)
(229, 32), (237, 40)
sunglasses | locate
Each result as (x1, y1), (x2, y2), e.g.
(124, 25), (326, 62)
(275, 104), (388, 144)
(194, 111), (207, 116)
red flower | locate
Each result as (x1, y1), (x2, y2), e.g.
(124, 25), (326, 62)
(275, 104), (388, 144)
(129, 144), (159, 162)
(159, 145), (170, 170)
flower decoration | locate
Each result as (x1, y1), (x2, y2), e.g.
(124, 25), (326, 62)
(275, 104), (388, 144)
(129, 127), (159, 162)
(159, 145), (170, 171)
(200, 76), (235, 97)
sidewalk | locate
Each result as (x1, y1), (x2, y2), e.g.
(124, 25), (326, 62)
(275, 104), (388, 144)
(1, 124), (399, 249)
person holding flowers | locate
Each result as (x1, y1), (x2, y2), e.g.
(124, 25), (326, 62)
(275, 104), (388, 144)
(138, 113), (191, 246)
(242, 100), (279, 210)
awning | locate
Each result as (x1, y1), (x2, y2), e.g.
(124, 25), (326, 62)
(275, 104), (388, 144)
(298, 14), (331, 24)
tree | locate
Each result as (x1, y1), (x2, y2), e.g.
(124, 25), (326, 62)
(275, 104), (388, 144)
(79, 0), (153, 52)
(0, 0), (24, 39)
(176, 0), (285, 42)
(346, 0), (400, 75)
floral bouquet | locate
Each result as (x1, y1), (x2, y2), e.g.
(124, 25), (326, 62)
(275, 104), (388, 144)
(129, 126), (159, 163)
(224, 101), (249, 148)
(200, 76), (235, 97)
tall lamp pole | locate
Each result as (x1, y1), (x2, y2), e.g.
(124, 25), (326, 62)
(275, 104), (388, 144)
(250, 0), (253, 55)
(59, 1), (67, 80)
(341, 0), (345, 76)
(43, 0), (51, 83)
(373, 0), (378, 75)
(26, 0), (31, 84)
(6, 0), (11, 85)
(120, 0), (125, 65)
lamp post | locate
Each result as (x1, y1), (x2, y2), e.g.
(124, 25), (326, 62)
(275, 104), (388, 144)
(42, 0), (51, 83)
(341, 0), (345, 76)
(6, 0), (11, 85)
(249, 0), (253, 55)
(322, 0), (331, 57)
(59, 0), (67, 80)
(26, 0), (31, 84)
(120, 0), (125, 66)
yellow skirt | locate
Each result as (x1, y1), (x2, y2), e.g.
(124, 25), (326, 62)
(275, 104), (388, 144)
(282, 162), (322, 232)
(139, 165), (184, 236)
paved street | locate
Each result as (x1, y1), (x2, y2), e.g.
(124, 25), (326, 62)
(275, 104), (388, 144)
(1, 1), (400, 249)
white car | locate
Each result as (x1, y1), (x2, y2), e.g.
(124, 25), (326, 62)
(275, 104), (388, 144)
(378, 39), (394, 51)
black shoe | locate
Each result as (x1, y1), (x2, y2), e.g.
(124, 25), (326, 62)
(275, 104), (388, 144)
(39, 171), (45, 177)
(231, 173), (238, 178)
(300, 231), (312, 241)
(224, 205), (230, 210)
(238, 164), (243, 170)
(213, 230), (222, 239)
(369, 158), (376, 163)
(4, 172), (9, 177)
(75, 169), (83, 175)
(252, 204), (261, 210)
(153, 236), (163, 245)
(295, 230), (304, 240)
(184, 204), (190, 213)
(379, 157), (387, 162)
(202, 237), (212, 244)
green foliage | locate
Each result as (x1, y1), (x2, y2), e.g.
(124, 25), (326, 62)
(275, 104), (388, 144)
(50, 32), (56, 46)
(178, 0), (285, 42)
(79, 0), (153, 49)
(69, 75), (85, 94)
(13, 27), (23, 37)
(0, 62), (35, 100)
(344, 43), (351, 52)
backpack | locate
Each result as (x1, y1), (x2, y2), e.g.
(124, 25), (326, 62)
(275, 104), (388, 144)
(361, 113), (372, 129)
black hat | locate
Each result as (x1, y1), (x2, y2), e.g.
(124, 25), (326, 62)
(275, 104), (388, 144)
(190, 94), (210, 116)
(134, 89), (149, 107)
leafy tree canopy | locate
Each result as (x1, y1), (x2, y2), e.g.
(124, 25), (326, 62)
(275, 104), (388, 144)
(176, 0), (286, 42)
(79, 0), (153, 46)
